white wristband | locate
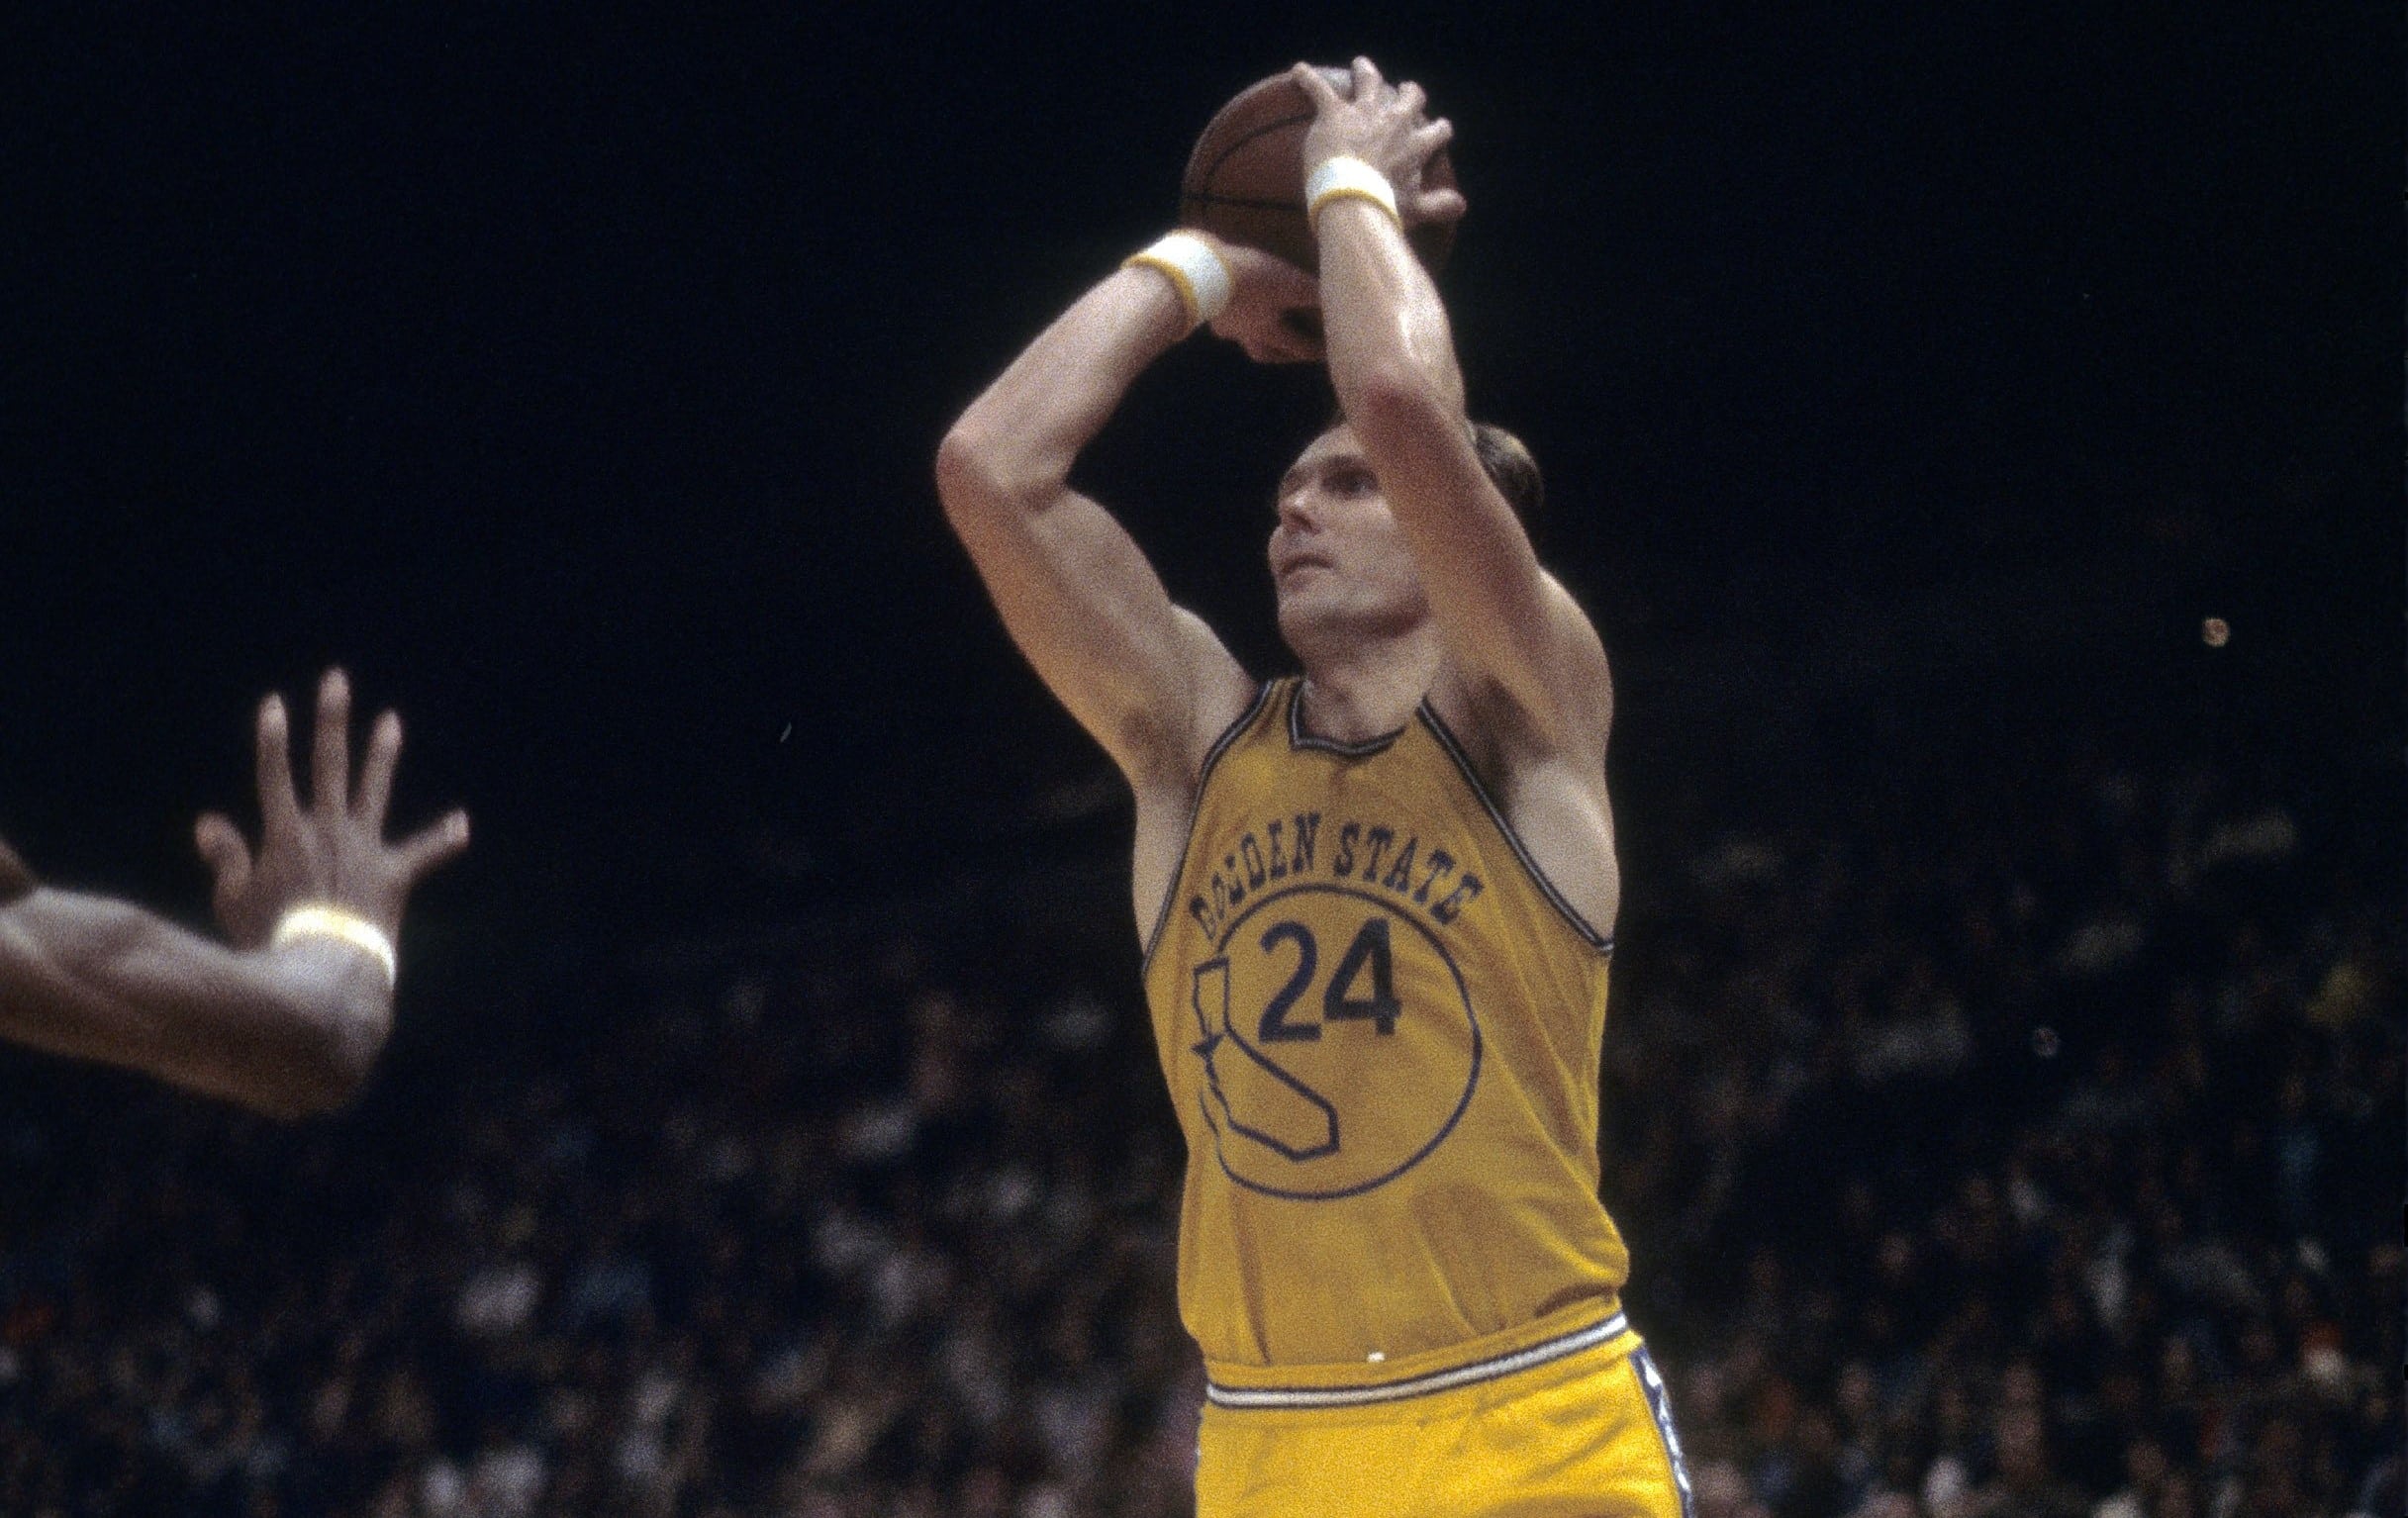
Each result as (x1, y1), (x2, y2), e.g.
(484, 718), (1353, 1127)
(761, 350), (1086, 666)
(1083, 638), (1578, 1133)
(272, 903), (398, 988)
(1306, 155), (1401, 230)
(1124, 232), (1233, 330)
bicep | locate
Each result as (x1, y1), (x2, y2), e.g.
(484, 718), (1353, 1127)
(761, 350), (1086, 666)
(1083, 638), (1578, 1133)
(944, 481), (1252, 782)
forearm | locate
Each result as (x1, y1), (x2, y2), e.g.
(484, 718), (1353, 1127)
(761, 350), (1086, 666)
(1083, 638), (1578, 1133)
(0, 889), (391, 1119)
(1317, 199), (1467, 427)
(939, 265), (1191, 509)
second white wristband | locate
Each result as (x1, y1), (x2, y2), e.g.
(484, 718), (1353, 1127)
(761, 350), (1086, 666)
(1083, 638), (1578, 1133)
(1124, 232), (1233, 329)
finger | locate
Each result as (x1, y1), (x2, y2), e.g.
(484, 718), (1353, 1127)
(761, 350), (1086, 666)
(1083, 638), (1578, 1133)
(256, 693), (304, 836)
(194, 811), (253, 893)
(1250, 331), (1298, 364)
(1416, 188), (1469, 226)
(396, 809), (471, 886)
(1414, 117), (1455, 155)
(312, 668), (351, 821)
(1291, 61), (1341, 111)
(1397, 81), (1428, 119)
(1351, 56), (1383, 101)
(1268, 330), (1325, 365)
(355, 711), (402, 827)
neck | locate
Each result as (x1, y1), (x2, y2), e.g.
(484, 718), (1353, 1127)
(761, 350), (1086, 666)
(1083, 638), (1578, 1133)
(1295, 627), (1443, 744)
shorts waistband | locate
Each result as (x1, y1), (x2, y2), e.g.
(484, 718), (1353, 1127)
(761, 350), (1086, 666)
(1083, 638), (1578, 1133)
(1204, 1310), (1631, 1411)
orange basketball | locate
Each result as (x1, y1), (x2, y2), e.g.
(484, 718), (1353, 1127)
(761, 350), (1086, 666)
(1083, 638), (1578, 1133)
(1179, 66), (1458, 274)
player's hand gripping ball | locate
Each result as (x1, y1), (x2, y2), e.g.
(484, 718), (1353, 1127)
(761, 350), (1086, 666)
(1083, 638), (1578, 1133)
(1180, 61), (1460, 274)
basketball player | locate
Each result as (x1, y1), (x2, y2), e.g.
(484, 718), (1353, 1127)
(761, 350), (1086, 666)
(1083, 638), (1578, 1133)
(936, 57), (1690, 1515)
(0, 669), (469, 1120)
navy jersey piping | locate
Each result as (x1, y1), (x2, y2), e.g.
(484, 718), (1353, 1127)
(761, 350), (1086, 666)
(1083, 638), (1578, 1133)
(1285, 677), (1405, 757)
(1414, 703), (1615, 953)
(1141, 682), (1278, 972)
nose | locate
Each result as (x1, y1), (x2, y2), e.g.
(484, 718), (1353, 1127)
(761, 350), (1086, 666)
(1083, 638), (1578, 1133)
(1275, 482), (1320, 532)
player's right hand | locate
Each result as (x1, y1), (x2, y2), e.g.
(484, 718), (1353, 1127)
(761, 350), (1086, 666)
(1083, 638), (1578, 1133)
(1198, 234), (1325, 365)
(194, 669), (469, 949)
(1293, 58), (1468, 232)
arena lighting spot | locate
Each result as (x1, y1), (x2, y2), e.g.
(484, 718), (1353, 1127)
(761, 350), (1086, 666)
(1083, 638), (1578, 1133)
(2202, 617), (2230, 646)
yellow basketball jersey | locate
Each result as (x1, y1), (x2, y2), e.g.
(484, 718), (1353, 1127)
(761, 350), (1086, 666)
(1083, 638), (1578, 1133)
(1142, 677), (1630, 1381)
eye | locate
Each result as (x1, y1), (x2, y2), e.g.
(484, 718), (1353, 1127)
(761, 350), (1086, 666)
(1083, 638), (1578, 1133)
(1328, 467), (1376, 497)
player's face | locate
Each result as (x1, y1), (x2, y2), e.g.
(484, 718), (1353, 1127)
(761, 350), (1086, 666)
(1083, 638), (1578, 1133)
(1269, 427), (1429, 641)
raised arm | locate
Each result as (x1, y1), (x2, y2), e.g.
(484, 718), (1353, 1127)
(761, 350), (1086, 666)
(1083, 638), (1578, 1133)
(1297, 60), (1613, 755)
(0, 671), (468, 1119)
(934, 236), (1317, 786)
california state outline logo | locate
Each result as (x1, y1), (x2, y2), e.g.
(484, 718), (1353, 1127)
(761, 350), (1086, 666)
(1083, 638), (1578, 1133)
(1188, 882), (1482, 1199)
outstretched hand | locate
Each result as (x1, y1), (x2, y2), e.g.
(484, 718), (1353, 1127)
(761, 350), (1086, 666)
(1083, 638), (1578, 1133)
(1292, 57), (1468, 230)
(194, 669), (470, 949)
(1198, 234), (1326, 364)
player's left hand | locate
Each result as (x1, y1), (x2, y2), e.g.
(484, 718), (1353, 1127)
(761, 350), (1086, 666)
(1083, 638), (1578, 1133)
(1198, 233), (1326, 364)
(194, 669), (470, 949)
(1292, 57), (1467, 230)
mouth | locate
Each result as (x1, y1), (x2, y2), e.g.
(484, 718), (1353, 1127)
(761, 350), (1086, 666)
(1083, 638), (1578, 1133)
(1276, 554), (1333, 581)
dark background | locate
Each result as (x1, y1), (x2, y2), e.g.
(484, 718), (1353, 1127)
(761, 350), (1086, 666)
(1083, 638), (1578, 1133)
(0, 2), (2396, 1048)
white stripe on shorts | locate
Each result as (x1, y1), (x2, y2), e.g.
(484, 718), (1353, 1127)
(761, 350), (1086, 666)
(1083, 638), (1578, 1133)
(1204, 1311), (1631, 1410)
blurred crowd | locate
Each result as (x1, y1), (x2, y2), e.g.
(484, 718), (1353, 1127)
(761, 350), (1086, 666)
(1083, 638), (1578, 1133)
(0, 727), (2396, 1518)
(1600, 734), (2400, 1518)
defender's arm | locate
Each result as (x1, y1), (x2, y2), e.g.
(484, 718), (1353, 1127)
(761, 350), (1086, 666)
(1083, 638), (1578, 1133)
(0, 671), (467, 1119)
(0, 891), (389, 1119)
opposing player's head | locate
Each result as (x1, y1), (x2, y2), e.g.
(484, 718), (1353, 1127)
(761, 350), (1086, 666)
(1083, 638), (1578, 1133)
(1269, 419), (1544, 655)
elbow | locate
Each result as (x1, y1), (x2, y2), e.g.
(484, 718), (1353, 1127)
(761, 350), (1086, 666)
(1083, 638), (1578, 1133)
(935, 423), (1024, 527)
(935, 420), (1062, 532)
(934, 425), (1001, 523)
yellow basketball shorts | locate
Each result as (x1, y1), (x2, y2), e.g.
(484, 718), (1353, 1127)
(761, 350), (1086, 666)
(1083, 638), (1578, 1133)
(1196, 1320), (1694, 1518)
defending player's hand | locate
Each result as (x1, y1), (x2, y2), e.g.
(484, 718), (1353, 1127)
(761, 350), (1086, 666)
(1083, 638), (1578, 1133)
(193, 669), (469, 949)
(1197, 233), (1325, 365)
(1292, 57), (1468, 230)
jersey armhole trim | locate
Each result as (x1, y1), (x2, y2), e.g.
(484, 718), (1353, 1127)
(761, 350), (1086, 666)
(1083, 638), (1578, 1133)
(1414, 703), (1614, 954)
(1140, 680), (1279, 971)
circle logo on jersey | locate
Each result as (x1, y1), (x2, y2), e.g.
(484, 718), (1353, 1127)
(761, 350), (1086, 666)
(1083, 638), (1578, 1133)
(1187, 883), (1481, 1199)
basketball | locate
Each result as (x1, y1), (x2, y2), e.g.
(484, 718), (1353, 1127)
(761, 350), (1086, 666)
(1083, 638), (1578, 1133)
(1180, 66), (1458, 274)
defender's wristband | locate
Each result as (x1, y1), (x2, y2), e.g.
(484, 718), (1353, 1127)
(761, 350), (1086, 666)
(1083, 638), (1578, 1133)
(1124, 232), (1233, 329)
(272, 904), (397, 988)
